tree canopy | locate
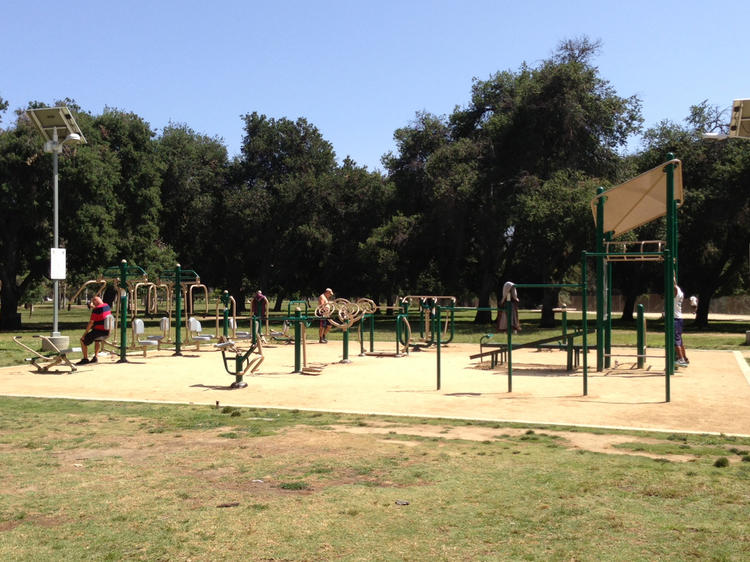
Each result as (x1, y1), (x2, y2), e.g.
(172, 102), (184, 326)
(1, 39), (747, 330)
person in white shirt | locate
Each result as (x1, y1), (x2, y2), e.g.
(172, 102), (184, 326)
(674, 280), (689, 367)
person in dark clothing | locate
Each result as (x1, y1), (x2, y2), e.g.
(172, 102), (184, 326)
(78, 296), (112, 365)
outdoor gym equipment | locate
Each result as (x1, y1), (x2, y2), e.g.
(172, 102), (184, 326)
(467, 284), (589, 393)
(13, 335), (77, 373)
(69, 278), (107, 306)
(270, 300), (309, 345)
(146, 282), (169, 316)
(456, 156), (683, 400)
(187, 317), (214, 349)
(159, 264), (202, 356)
(589, 155), (682, 401)
(102, 260), (148, 363)
(472, 305), (589, 371)
(358, 303), (412, 358)
(315, 297), (376, 363)
(215, 338), (264, 389)
(251, 292), (270, 338)
(400, 295), (456, 349)
(269, 320), (293, 343)
(215, 291), (253, 341)
(131, 318), (161, 356)
(187, 279), (209, 317)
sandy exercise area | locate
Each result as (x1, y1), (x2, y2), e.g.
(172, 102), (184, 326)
(3, 339), (750, 436)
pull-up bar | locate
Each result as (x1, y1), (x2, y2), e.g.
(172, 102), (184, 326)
(512, 283), (584, 289)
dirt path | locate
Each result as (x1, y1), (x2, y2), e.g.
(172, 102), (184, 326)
(2, 341), (749, 436)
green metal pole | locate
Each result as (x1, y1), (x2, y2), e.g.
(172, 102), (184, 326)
(341, 324), (351, 364)
(665, 153), (676, 400)
(672, 199), (679, 280)
(562, 308), (568, 337)
(637, 304), (645, 369)
(118, 259), (128, 363)
(596, 187), (606, 372)
(506, 299), (512, 392)
(664, 248), (672, 401)
(369, 314), (375, 353)
(582, 252), (588, 396)
(221, 290), (230, 339)
(436, 305), (442, 390)
(395, 314), (401, 356)
(174, 263), (183, 356)
(605, 246), (613, 368)
(358, 317), (366, 357)
(293, 308), (302, 373)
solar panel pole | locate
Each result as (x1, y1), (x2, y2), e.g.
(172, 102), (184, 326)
(25, 107), (85, 346)
(52, 128), (60, 336)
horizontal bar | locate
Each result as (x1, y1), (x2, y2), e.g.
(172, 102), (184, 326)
(513, 283), (584, 289)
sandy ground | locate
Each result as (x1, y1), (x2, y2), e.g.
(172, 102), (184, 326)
(2, 339), (750, 436)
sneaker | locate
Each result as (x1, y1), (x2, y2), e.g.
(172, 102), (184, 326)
(677, 359), (688, 367)
(76, 358), (90, 365)
(319, 339), (328, 344)
(90, 356), (98, 364)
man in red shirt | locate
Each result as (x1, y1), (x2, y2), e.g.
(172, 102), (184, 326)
(78, 296), (112, 365)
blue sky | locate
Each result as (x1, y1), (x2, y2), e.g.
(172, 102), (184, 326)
(1, 0), (744, 171)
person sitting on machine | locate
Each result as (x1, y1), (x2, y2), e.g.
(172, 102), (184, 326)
(78, 296), (112, 365)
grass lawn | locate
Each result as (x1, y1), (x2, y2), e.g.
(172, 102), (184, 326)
(1, 397), (749, 560)
(2, 302), (750, 559)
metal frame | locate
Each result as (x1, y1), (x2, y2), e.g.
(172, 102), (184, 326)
(25, 107), (86, 340)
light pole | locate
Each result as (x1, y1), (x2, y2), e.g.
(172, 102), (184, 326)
(26, 107), (86, 347)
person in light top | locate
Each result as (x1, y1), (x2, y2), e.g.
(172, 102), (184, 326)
(318, 288), (334, 343)
(674, 279), (689, 367)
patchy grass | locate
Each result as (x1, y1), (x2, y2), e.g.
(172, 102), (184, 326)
(1, 396), (749, 560)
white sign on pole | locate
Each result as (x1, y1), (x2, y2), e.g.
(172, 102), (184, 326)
(50, 248), (66, 280)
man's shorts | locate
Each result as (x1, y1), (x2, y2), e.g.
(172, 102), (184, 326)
(674, 318), (683, 347)
(83, 330), (109, 346)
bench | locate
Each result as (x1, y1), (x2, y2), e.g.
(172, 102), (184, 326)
(471, 331), (591, 371)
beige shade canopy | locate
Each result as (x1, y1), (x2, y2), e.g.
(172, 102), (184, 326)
(590, 159), (683, 237)
(729, 98), (750, 138)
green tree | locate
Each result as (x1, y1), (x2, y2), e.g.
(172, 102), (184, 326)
(156, 123), (228, 283)
(638, 102), (750, 327)
(228, 112), (337, 307)
(90, 108), (172, 274)
(380, 112), (454, 295)
(321, 158), (393, 299)
(0, 107), (56, 328)
(508, 170), (599, 324)
(383, 38), (642, 322)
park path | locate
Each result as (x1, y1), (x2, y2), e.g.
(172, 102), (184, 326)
(1, 342), (749, 436)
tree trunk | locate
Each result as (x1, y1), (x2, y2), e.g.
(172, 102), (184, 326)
(236, 289), (247, 313)
(0, 278), (21, 330)
(540, 290), (559, 328)
(474, 274), (494, 324)
(620, 292), (636, 322)
(694, 288), (713, 328)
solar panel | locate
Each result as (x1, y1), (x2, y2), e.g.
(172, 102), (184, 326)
(26, 106), (86, 144)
